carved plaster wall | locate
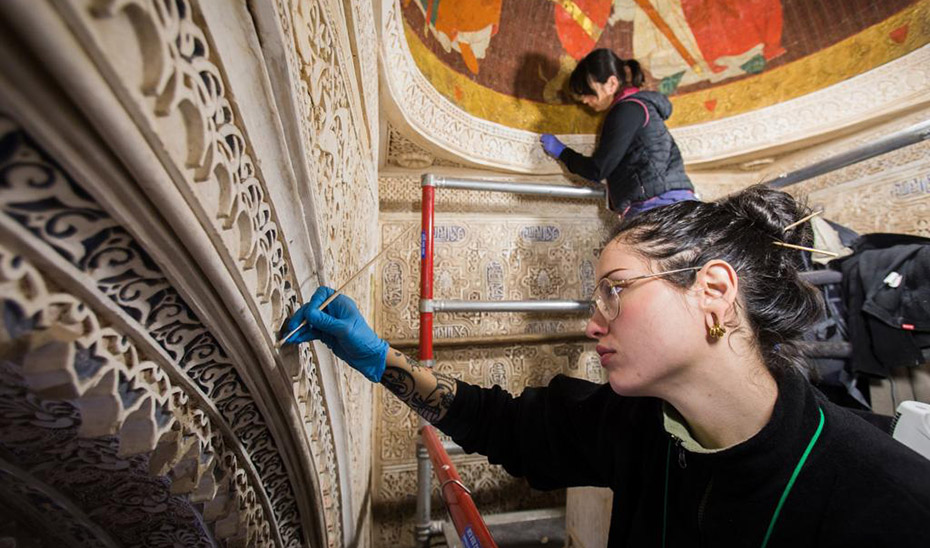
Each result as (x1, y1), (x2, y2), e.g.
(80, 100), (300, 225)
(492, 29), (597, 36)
(1, 0), (381, 546)
(384, 123), (466, 170)
(790, 137), (930, 237)
(0, 122), (283, 546)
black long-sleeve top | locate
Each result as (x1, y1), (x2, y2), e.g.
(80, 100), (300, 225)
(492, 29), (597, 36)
(560, 102), (646, 182)
(435, 369), (930, 546)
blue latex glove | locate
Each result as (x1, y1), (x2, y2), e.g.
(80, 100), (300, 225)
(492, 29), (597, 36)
(540, 133), (566, 158)
(282, 286), (389, 382)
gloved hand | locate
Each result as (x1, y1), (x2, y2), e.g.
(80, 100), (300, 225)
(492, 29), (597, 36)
(282, 286), (389, 382)
(540, 133), (566, 158)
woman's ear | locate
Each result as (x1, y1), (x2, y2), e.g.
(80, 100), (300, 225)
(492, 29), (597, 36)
(605, 75), (620, 94)
(697, 260), (739, 328)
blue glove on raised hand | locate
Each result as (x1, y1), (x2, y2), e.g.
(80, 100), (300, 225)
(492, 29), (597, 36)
(540, 133), (566, 158)
(282, 286), (389, 382)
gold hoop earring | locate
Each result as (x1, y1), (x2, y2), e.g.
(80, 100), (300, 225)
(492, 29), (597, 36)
(709, 323), (726, 341)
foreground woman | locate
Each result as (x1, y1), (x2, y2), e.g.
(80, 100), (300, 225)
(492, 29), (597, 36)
(286, 185), (930, 546)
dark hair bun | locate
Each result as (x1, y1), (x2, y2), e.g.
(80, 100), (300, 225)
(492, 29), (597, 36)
(719, 185), (814, 248)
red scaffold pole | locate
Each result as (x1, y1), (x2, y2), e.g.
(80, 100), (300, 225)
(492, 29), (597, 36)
(419, 179), (435, 361)
(420, 425), (498, 548)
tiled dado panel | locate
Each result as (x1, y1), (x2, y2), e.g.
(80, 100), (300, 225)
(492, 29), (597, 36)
(372, 343), (606, 546)
(791, 139), (930, 237)
(376, 215), (611, 343)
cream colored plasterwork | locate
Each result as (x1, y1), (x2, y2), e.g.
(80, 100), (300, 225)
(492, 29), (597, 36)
(0, 242), (273, 546)
(0, 112), (309, 545)
(386, 123), (467, 169)
(381, 0), (930, 170)
(42, 0), (353, 544)
(791, 139), (930, 237)
(269, 0), (380, 543)
(376, 215), (609, 343)
(346, 0), (380, 165)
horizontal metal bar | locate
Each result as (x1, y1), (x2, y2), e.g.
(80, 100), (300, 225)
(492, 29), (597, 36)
(442, 441), (464, 456)
(483, 507), (566, 526)
(765, 120), (930, 188)
(799, 270), (842, 285)
(395, 333), (851, 358)
(433, 176), (606, 200)
(796, 341), (852, 358)
(433, 299), (593, 313)
(389, 331), (591, 349)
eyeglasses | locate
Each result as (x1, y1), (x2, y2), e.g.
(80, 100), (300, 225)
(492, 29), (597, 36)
(592, 266), (702, 321)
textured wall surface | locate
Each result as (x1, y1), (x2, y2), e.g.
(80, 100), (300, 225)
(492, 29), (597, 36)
(0, 0), (379, 546)
(373, 172), (611, 545)
(790, 139), (930, 237)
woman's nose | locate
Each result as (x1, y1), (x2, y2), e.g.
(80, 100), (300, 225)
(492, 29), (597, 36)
(585, 310), (608, 339)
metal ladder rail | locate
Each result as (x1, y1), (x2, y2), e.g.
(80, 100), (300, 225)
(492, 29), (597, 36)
(415, 174), (604, 546)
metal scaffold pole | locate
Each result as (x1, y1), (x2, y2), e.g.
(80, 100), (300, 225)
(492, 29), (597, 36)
(412, 173), (603, 546)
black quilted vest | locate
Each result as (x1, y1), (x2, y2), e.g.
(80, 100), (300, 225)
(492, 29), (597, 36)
(606, 91), (693, 212)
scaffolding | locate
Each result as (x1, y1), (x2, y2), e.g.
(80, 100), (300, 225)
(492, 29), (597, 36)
(414, 175), (604, 546)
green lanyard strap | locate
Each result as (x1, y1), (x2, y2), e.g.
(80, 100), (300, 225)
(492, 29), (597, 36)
(662, 407), (825, 548)
(760, 407), (825, 547)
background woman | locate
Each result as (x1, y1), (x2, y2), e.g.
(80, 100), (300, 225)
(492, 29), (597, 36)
(285, 186), (930, 546)
(541, 48), (697, 217)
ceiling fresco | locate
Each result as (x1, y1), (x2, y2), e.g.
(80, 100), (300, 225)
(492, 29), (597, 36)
(402, 0), (930, 132)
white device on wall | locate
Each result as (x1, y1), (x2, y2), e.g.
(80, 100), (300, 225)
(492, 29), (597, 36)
(891, 401), (930, 461)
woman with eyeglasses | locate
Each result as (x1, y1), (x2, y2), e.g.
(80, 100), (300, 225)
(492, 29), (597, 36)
(284, 185), (930, 546)
(539, 49), (697, 217)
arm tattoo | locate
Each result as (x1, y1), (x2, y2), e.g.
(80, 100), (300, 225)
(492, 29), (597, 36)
(380, 367), (416, 399)
(380, 353), (456, 423)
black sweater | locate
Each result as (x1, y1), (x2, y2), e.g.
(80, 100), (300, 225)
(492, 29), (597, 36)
(435, 370), (930, 546)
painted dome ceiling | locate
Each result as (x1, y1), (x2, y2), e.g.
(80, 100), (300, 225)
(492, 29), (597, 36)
(400, 0), (930, 133)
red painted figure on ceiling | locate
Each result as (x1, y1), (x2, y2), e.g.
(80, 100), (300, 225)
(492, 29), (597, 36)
(409, 0), (504, 75)
(552, 0), (786, 94)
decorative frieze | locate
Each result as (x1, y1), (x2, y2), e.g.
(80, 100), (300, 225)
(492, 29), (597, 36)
(0, 242), (271, 546)
(38, 0), (371, 543)
(0, 118), (293, 545)
(793, 139), (930, 238)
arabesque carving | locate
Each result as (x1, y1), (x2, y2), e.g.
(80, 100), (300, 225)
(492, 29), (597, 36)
(46, 0), (360, 543)
(376, 217), (608, 343)
(0, 242), (272, 546)
(87, 0), (292, 332)
(0, 118), (299, 545)
(791, 138), (930, 238)
(271, 1), (382, 541)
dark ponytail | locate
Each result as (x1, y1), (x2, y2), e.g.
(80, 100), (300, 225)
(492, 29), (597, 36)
(610, 185), (825, 376)
(624, 59), (645, 88)
(569, 49), (644, 96)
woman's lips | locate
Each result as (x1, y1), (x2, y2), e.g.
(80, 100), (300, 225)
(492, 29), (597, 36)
(596, 346), (616, 367)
